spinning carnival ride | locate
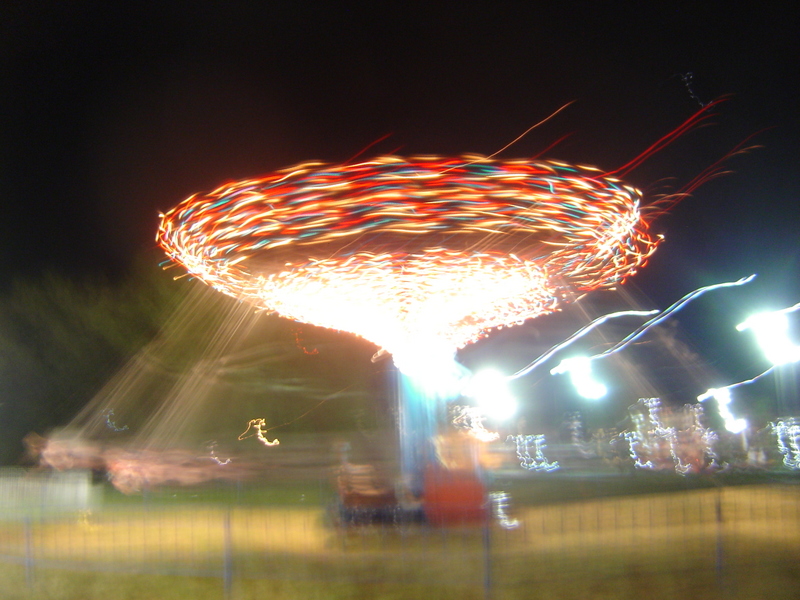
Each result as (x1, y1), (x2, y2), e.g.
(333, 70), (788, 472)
(157, 155), (660, 505)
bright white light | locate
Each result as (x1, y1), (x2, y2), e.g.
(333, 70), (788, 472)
(699, 388), (748, 434)
(737, 311), (800, 366)
(464, 369), (517, 421)
(393, 341), (468, 399)
(726, 419), (748, 434)
(551, 356), (607, 400)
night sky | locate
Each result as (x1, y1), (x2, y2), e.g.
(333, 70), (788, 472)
(2, 3), (799, 418)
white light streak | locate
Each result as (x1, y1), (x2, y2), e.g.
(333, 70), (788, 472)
(697, 300), (800, 418)
(507, 434), (559, 472)
(737, 301), (800, 366)
(509, 309), (657, 380)
(550, 356), (607, 399)
(489, 491), (520, 529)
(698, 388), (748, 433)
(772, 418), (800, 469)
(548, 275), (755, 398)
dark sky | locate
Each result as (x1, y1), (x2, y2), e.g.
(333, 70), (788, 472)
(2, 3), (798, 415)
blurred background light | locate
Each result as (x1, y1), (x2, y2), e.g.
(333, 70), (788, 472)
(699, 387), (748, 434)
(464, 369), (517, 421)
(737, 310), (800, 366)
(551, 356), (607, 400)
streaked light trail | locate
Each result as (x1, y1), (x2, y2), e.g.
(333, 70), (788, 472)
(698, 301), (800, 411)
(158, 156), (659, 371)
(549, 275), (756, 387)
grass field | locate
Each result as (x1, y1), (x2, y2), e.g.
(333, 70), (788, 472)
(1, 475), (799, 599)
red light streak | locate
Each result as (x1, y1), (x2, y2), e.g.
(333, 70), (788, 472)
(158, 156), (658, 363)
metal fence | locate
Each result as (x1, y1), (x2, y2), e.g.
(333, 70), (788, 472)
(0, 470), (798, 599)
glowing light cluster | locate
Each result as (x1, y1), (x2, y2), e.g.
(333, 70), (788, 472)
(463, 369), (517, 420)
(697, 301), (799, 407)
(698, 388), (747, 433)
(737, 302), (800, 366)
(551, 356), (607, 399)
(507, 434), (559, 472)
(238, 418), (280, 447)
(451, 405), (500, 442)
(489, 491), (520, 529)
(772, 418), (800, 469)
(622, 398), (717, 474)
(158, 156), (658, 366)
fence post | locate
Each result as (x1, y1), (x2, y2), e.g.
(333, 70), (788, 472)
(24, 516), (34, 589)
(223, 508), (233, 600)
(483, 518), (492, 600)
(715, 487), (724, 584)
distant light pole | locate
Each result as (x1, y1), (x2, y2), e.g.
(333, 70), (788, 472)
(551, 356), (607, 400)
(736, 309), (800, 367)
(737, 304), (800, 414)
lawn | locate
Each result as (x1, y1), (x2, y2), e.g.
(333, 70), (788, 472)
(0, 474), (798, 599)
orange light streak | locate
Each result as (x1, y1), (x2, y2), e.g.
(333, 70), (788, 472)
(158, 156), (658, 366)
